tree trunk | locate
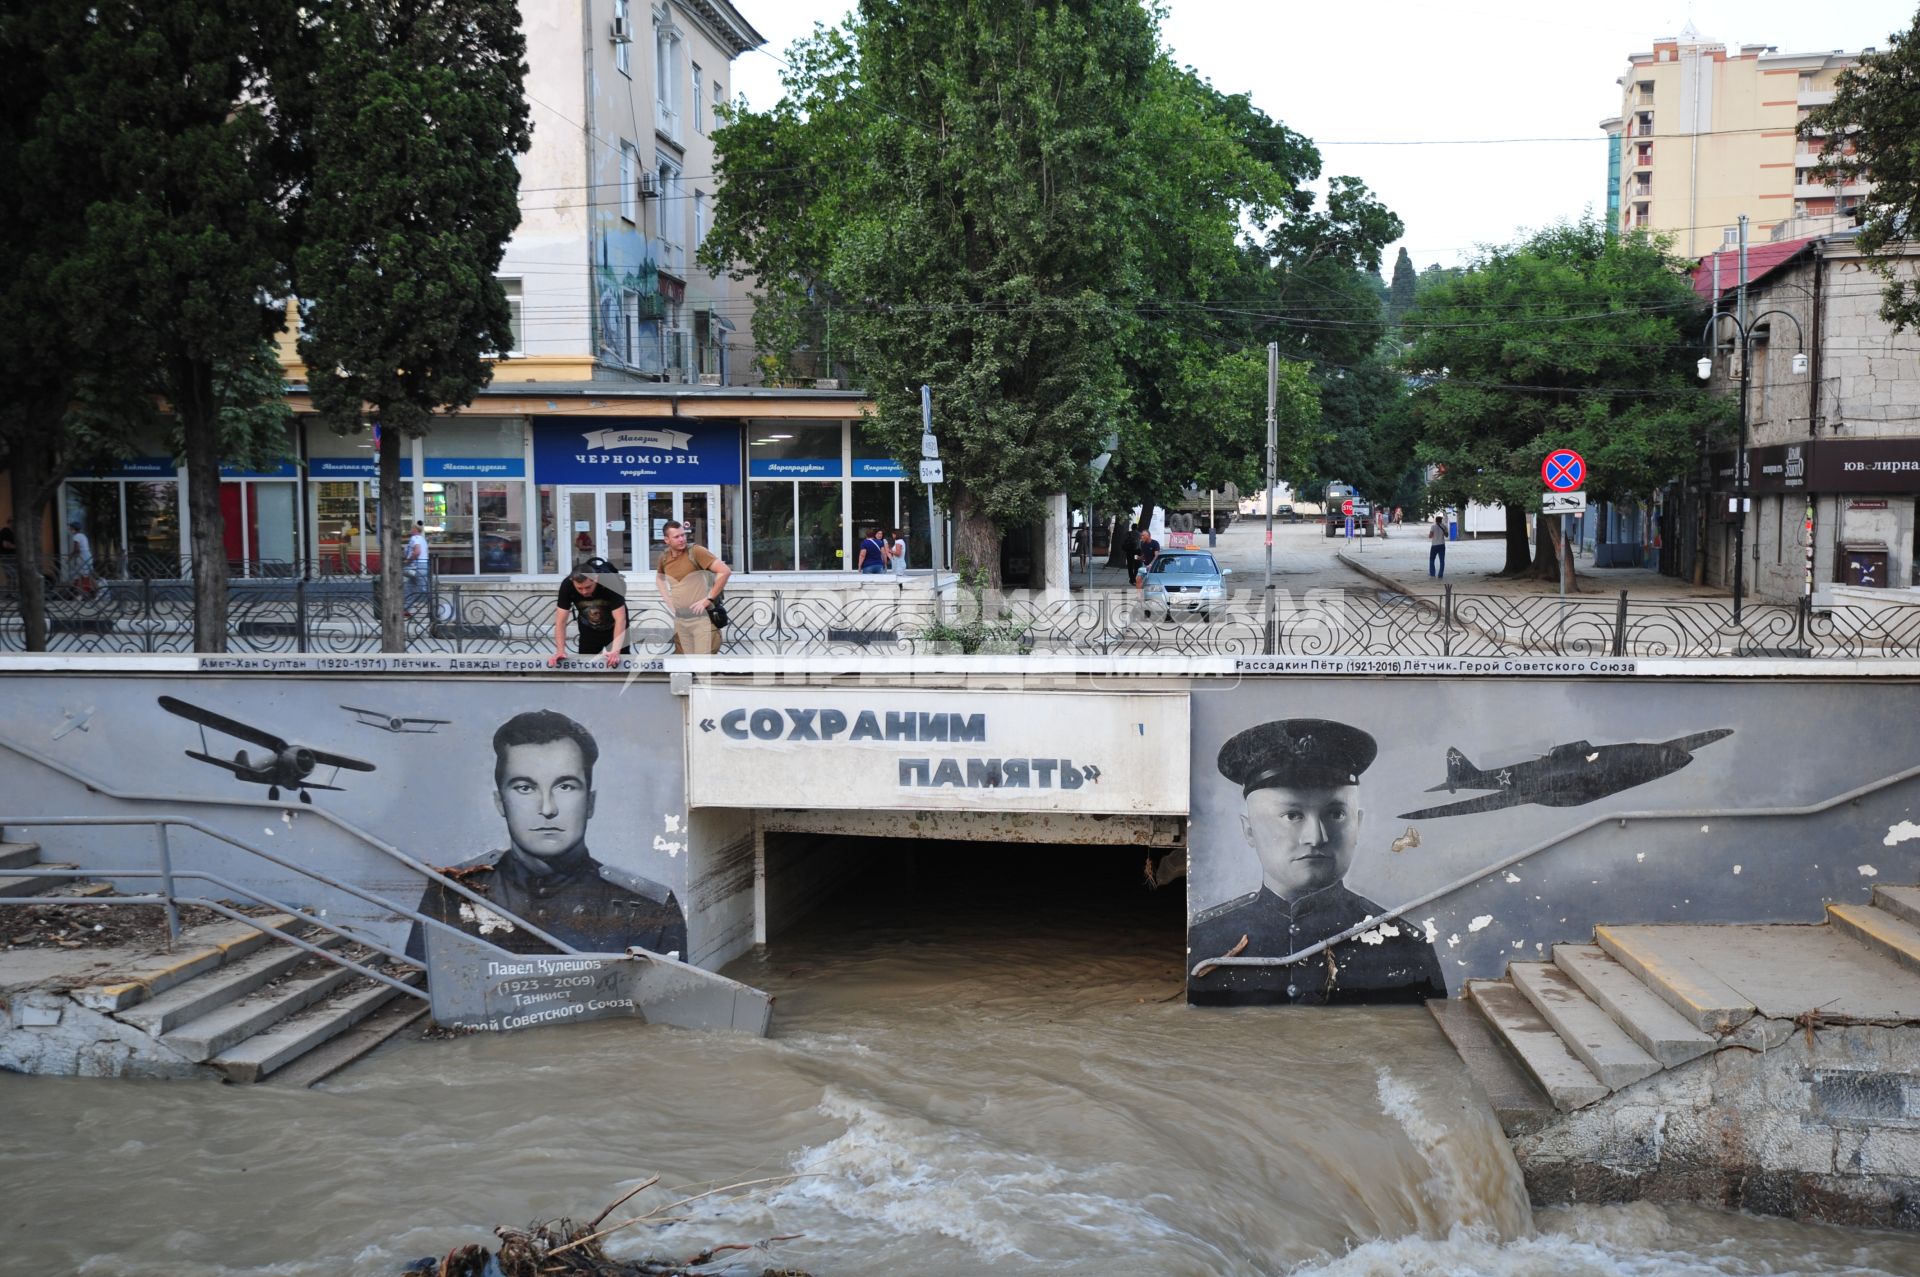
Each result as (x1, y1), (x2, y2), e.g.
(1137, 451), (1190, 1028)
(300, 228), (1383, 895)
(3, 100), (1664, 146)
(1529, 515), (1560, 582)
(175, 357), (229, 652)
(950, 486), (1001, 590)
(8, 445), (51, 651)
(1500, 504), (1530, 575)
(378, 426), (407, 652)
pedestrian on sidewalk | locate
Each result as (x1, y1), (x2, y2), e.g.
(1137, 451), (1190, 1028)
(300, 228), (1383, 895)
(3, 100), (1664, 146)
(1135, 530), (1161, 587)
(1428, 515), (1447, 579)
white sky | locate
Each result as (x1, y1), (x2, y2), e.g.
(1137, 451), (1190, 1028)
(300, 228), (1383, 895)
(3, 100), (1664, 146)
(727, 1), (1916, 274)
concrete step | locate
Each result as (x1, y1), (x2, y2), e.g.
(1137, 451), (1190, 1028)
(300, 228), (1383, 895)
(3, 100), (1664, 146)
(0, 841), (42, 872)
(264, 993), (430, 1089)
(1465, 979), (1609, 1112)
(0, 862), (81, 898)
(1828, 902), (1920, 977)
(1509, 961), (1662, 1091)
(116, 931), (340, 1037)
(1427, 998), (1556, 1136)
(158, 958), (356, 1063)
(1871, 885), (1920, 930)
(1553, 944), (1717, 1068)
(1594, 924), (1756, 1034)
(71, 914), (305, 1012)
(211, 973), (423, 1084)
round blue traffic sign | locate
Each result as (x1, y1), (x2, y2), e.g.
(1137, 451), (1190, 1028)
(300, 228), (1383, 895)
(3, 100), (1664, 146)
(1542, 449), (1586, 492)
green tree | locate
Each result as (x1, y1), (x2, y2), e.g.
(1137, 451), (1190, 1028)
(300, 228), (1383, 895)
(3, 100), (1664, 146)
(41, 0), (310, 650)
(1386, 247), (1417, 329)
(1401, 220), (1720, 587)
(1804, 14), (1920, 331)
(0, 1), (113, 649)
(1101, 71), (1321, 521)
(708, 2), (1323, 583)
(296, 0), (530, 650)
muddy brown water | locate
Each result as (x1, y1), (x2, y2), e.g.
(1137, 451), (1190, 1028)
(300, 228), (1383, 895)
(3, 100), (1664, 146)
(4, 844), (1918, 1276)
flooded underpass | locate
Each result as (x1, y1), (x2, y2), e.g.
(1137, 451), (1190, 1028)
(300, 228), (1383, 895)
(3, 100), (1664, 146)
(7, 836), (1920, 1275)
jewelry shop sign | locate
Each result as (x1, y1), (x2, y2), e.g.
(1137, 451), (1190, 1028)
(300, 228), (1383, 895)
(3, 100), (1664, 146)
(686, 687), (1189, 814)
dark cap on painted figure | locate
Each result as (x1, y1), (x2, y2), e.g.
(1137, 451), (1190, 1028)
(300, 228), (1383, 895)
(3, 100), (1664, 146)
(1216, 718), (1378, 794)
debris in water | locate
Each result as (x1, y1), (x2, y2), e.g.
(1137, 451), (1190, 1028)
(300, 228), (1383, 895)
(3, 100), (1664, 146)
(400, 1176), (813, 1277)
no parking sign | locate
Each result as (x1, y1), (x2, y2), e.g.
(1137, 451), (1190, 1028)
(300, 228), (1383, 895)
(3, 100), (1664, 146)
(1542, 449), (1586, 492)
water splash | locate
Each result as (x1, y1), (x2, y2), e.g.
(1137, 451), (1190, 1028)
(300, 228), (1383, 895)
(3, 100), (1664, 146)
(768, 1086), (1179, 1262)
(1374, 1067), (1533, 1240)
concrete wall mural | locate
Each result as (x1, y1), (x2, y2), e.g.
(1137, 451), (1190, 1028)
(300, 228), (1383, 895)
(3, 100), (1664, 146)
(593, 222), (664, 372)
(0, 675), (692, 963)
(1187, 679), (1920, 1007)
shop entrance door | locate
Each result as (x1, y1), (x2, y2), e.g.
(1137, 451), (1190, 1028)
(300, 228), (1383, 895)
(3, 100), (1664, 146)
(564, 487), (720, 572)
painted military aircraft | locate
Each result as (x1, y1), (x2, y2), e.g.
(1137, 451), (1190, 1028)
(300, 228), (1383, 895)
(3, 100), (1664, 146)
(159, 695), (376, 802)
(340, 704), (450, 734)
(1396, 729), (1734, 820)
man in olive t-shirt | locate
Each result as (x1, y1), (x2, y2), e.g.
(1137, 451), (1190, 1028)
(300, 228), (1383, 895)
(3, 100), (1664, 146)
(656, 520), (731, 655)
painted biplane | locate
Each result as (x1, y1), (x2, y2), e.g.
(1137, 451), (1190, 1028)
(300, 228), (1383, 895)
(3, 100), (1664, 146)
(158, 695), (376, 802)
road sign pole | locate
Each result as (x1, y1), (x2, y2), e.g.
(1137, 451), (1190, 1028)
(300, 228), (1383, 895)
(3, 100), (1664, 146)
(921, 385), (938, 578)
(1264, 342), (1277, 606)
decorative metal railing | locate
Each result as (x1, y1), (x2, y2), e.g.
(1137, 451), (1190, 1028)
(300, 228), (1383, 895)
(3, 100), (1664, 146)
(1, 578), (1917, 659)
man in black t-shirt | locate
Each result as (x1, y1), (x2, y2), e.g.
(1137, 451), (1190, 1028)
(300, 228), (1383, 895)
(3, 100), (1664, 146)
(550, 559), (628, 667)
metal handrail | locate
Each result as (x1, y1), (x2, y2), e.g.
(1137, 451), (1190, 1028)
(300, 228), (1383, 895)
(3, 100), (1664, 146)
(17, 867), (425, 1000)
(1191, 759), (1920, 977)
(0, 732), (580, 954)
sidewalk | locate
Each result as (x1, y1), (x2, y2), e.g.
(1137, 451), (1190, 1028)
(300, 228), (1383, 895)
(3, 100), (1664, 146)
(1327, 525), (1726, 603)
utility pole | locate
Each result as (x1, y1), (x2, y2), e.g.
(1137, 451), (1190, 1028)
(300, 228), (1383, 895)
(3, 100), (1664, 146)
(1264, 342), (1277, 595)
(1734, 214), (1749, 622)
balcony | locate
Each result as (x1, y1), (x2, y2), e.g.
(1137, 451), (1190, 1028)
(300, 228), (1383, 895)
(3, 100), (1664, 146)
(1796, 178), (1871, 199)
(1797, 88), (1836, 108)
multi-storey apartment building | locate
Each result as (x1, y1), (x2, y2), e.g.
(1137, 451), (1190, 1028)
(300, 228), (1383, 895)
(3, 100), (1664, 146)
(504, 0), (764, 384)
(1599, 24), (1871, 258)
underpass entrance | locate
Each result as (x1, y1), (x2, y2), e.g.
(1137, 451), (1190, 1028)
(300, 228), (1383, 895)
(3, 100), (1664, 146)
(752, 810), (1189, 968)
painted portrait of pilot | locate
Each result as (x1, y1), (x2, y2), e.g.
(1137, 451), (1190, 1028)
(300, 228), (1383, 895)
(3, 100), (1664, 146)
(406, 709), (687, 960)
(1188, 718), (1445, 1006)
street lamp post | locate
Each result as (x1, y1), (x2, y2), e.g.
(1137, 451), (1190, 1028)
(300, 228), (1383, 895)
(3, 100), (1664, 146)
(1697, 309), (1808, 622)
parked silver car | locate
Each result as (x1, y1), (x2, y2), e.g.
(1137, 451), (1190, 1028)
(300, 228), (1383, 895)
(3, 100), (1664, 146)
(1141, 551), (1230, 620)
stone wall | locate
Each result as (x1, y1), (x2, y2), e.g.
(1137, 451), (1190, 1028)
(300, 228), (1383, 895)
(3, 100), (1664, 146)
(1517, 1023), (1920, 1228)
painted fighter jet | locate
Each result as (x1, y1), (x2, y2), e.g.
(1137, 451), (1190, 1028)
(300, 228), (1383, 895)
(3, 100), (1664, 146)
(159, 695), (376, 803)
(340, 704), (450, 734)
(1396, 729), (1734, 820)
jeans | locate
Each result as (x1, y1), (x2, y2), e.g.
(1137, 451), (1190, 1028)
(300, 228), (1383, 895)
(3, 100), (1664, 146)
(404, 569), (428, 608)
(1429, 544), (1445, 578)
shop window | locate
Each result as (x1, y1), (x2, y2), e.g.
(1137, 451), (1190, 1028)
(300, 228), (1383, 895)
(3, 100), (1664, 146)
(63, 478), (182, 580)
(220, 481), (298, 576)
(422, 418), (527, 574)
(312, 481), (383, 574)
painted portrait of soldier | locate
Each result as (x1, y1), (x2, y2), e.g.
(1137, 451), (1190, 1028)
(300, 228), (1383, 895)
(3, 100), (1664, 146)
(406, 709), (687, 960)
(1188, 718), (1445, 1006)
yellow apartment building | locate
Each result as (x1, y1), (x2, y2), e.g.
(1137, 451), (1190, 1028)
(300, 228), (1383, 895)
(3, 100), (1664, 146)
(1599, 24), (1872, 258)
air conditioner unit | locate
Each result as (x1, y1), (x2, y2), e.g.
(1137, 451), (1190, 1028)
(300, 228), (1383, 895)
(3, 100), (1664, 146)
(611, 15), (632, 42)
(637, 169), (660, 199)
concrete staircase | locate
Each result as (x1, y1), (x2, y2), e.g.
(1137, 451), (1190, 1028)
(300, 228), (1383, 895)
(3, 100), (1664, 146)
(1432, 884), (1920, 1131)
(0, 838), (107, 900)
(0, 849), (426, 1084)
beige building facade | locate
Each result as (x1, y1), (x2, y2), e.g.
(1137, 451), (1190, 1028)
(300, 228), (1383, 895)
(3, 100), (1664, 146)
(504, 0), (765, 384)
(1600, 25), (1870, 259)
